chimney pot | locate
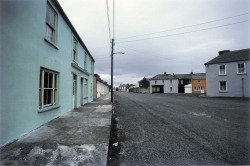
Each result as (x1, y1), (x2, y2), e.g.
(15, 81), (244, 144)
(164, 72), (167, 75)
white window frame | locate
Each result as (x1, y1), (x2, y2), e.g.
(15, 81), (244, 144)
(45, 2), (58, 45)
(39, 68), (58, 109)
(219, 65), (226, 75)
(73, 37), (78, 62)
(84, 51), (87, 70)
(219, 81), (227, 92)
(237, 62), (246, 74)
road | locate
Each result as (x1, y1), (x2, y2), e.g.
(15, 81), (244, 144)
(112, 92), (249, 165)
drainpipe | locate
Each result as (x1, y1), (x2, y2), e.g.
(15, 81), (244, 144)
(242, 78), (244, 97)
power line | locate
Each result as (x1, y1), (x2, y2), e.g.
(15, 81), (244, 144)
(117, 20), (249, 43)
(113, 0), (115, 38)
(105, 0), (111, 43)
(116, 12), (249, 40)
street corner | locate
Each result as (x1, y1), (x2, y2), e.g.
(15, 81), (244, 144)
(0, 143), (109, 166)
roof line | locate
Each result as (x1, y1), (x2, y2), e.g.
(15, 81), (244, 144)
(51, 0), (95, 62)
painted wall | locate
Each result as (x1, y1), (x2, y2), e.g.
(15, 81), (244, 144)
(192, 79), (207, 94)
(206, 61), (250, 97)
(163, 80), (178, 93)
(0, 0), (94, 146)
(149, 79), (178, 93)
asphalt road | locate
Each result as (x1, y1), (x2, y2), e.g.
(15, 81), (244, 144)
(113, 92), (250, 165)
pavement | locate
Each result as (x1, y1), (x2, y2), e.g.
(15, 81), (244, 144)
(0, 93), (112, 166)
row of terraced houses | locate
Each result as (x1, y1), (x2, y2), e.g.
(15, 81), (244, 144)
(0, 0), (110, 147)
(120, 49), (250, 98)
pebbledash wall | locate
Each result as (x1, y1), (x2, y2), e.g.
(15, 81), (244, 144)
(0, 0), (94, 146)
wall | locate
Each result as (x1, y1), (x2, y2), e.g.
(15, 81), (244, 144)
(0, 0), (94, 146)
(192, 79), (207, 94)
(206, 61), (250, 97)
(163, 80), (178, 93)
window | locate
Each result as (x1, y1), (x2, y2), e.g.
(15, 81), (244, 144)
(39, 69), (58, 109)
(73, 37), (78, 62)
(219, 81), (227, 91)
(219, 65), (226, 75)
(45, 3), (57, 44)
(180, 80), (183, 84)
(84, 52), (87, 70)
(198, 80), (201, 84)
(170, 87), (172, 92)
(170, 79), (172, 84)
(155, 80), (157, 84)
(237, 63), (245, 74)
(162, 80), (164, 84)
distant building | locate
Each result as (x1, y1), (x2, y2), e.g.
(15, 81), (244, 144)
(93, 74), (110, 99)
(119, 84), (129, 92)
(173, 73), (206, 94)
(0, 0), (95, 146)
(173, 73), (192, 93)
(149, 72), (178, 93)
(205, 49), (250, 97)
(192, 73), (206, 94)
(138, 77), (150, 93)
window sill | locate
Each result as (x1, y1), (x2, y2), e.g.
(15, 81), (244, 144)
(38, 105), (60, 113)
(237, 73), (247, 75)
(44, 38), (58, 50)
(218, 74), (227, 76)
(219, 91), (228, 93)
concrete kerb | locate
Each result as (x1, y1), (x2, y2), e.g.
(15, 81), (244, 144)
(0, 93), (112, 166)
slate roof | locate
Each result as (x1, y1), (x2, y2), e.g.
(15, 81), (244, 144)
(192, 73), (206, 80)
(173, 74), (192, 79)
(205, 49), (250, 65)
(149, 74), (177, 80)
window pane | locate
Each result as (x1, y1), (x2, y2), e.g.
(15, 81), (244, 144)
(44, 89), (52, 105)
(46, 4), (55, 28)
(46, 25), (53, 42)
(49, 73), (53, 88)
(54, 75), (57, 88)
(44, 72), (48, 88)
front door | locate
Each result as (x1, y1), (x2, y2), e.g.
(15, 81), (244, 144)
(73, 74), (77, 109)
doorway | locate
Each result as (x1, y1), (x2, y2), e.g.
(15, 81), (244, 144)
(73, 74), (77, 109)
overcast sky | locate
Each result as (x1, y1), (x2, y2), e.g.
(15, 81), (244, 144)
(59, 0), (249, 87)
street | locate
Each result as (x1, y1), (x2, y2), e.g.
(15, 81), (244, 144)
(111, 92), (249, 165)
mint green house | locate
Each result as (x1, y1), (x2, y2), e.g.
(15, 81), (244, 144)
(0, 0), (95, 146)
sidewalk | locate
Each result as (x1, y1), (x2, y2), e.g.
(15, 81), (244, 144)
(0, 93), (112, 166)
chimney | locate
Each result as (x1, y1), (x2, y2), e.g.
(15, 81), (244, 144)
(218, 50), (230, 55)
(164, 72), (167, 75)
(172, 73), (175, 76)
(190, 72), (193, 75)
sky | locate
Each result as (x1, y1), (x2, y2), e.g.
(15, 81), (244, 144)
(59, 0), (249, 87)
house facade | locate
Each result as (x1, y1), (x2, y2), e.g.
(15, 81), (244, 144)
(139, 77), (150, 93)
(205, 49), (250, 97)
(93, 74), (110, 99)
(0, 0), (95, 146)
(149, 72), (178, 93)
(192, 73), (206, 94)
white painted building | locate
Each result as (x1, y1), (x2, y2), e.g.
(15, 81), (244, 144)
(149, 72), (178, 93)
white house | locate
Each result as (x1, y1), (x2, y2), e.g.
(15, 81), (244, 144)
(149, 72), (178, 93)
(93, 74), (110, 99)
(205, 49), (250, 97)
(0, 0), (95, 147)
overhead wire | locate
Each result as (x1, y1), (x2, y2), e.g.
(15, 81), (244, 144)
(117, 20), (249, 43)
(116, 12), (249, 40)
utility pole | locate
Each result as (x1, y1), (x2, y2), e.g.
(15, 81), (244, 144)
(111, 38), (114, 103)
